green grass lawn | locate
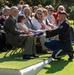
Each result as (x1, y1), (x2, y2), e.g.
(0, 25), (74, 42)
(69, 20), (74, 26)
(69, 20), (74, 23)
(0, 45), (73, 71)
(0, 22), (73, 73)
(37, 55), (74, 75)
(37, 46), (74, 75)
(0, 50), (51, 70)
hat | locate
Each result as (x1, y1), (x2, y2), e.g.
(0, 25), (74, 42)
(58, 11), (67, 15)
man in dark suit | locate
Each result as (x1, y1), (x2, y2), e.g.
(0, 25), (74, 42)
(44, 11), (73, 61)
(23, 7), (35, 30)
(4, 6), (38, 59)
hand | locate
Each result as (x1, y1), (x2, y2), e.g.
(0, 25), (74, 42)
(50, 24), (55, 29)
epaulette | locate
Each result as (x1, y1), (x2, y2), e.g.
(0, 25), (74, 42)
(65, 21), (68, 24)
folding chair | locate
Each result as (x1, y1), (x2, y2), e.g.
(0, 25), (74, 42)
(4, 33), (25, 57)
(35, 37), (43, 53)
(4, 41), (24, 57)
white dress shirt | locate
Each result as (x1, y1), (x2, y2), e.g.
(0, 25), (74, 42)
(47, 14), (57, 26)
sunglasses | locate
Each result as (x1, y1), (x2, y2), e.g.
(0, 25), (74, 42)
(59, 8), (63, 10)
(49, 10), (54, 12)
(37, 13), (42, 15)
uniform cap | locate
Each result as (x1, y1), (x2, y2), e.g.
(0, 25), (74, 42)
(58, 11), (67, 15)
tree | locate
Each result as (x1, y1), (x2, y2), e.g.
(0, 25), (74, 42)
(53, 0), (61, 9)
(7, 0), (19, 6)
(0, 0), (74, 9)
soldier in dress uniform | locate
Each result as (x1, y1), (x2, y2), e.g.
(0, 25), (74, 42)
(44, 11), (73, 61)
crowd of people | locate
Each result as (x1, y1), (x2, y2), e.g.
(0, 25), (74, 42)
(0, 0), (74, 61)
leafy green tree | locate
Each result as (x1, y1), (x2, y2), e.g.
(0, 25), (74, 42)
(0, 0), (74, 9)
(7, 0), (19, 6)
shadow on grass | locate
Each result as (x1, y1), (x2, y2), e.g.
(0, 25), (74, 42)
(0, 53), (29, 63)
(44, 59), (69, 74)
(0, 52), (51, 63)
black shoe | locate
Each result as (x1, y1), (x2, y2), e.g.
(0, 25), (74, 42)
(68, 52), (73, 61)
(0, 47), (7, 52)
(57, 58), (61, 60)
(23, 55), (34, 59)
(31, 54), (39, 58)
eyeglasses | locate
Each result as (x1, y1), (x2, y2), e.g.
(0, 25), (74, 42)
(59, 8), (63, 10)
(37, 13), (42, 15)
(49, 10), (54, 12)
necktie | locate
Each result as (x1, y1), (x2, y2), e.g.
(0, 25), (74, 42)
(27, 17), (35, 30)
(14, 19), (18, 30)
(14, 19), (16, 23)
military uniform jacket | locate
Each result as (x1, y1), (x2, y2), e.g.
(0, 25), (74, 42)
(47, 20), (72, 52)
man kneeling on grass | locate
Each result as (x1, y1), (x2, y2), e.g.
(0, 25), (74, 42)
(44, 11), (73, 61)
